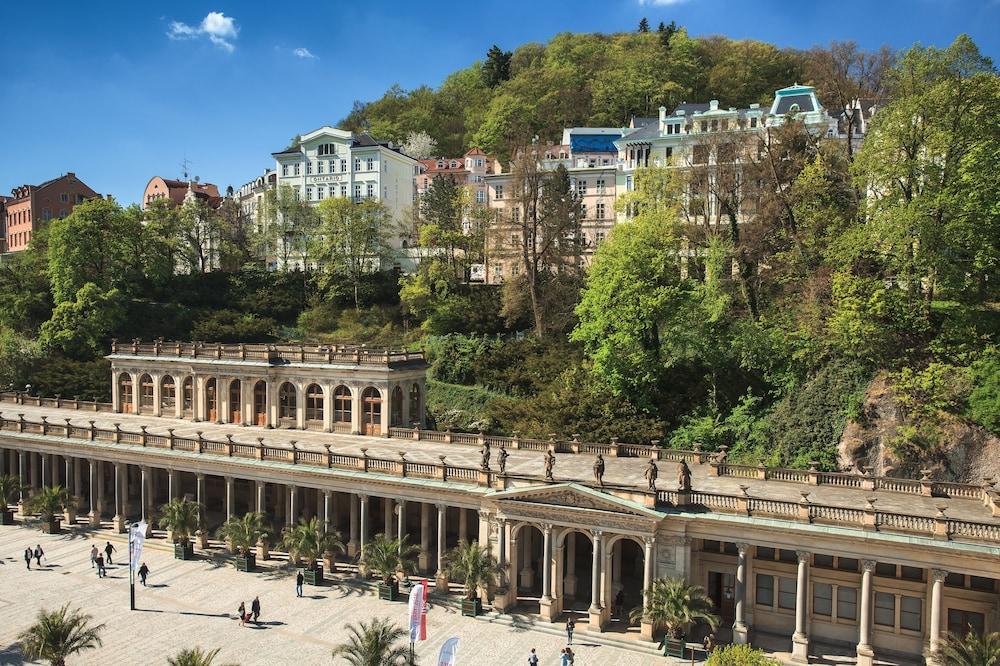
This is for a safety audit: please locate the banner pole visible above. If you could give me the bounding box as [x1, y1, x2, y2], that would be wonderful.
[129, 524, 135, 611]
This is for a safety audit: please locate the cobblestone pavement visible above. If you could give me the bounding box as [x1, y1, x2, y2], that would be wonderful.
[0, 526, 663, 666]
[4, 403, 997, 524]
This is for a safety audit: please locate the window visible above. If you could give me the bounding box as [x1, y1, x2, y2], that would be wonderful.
[317, 185, 325, 200]
[317, 161, 324, 174]
[750, 117, 758, 128]
[814, 554, 834, 569]
[778, 549, 798, 564]
[305, 384, 323, 421]
[757, 547, 776, 560]
[693, 144, 710, 164]
[306, 162, 313, 175]
[60, 193, 69, 202]
[813, 583, 832, 616]
[292, 186, 300, 201]
[875, 562, 897, 578]
[476, 190, 485, 204]
[778, 577, 797, 610]
[333, 386, 351, 423]
[340, 185, 348, 198]
[495, 185, 504, 200]
[596, 203, 605, 219]
[76, 194, 85, 203]
[422, 178, 429, 189]
[366, 183, 374, 198]
[353, 184, 362, 199]
[305, 186, 313, 201]
[282, 164, 289, 176]
[874, 592, 895, 627]
[580, 203, 587, 219]
[901, 566, 924, 582]
[946, 573, 965, 588]
[837, 558, 859, 573]
[511, 208, 520, 224]
[511, 263, 520, 276]
[366, 158, 374, 171]
[354, 158, 361, 171]
[837, 587, 857, 620]
[576, 180, 587, 196]
[595, 231, 605, 244]
[318, 143, 337, 156]
[900, 596, 922, 632]
[970, 576, 995, 592]
[596, 179, 606, 194]
[755, 574, 774, 607]
[293, 162, 301, 176]
[948, 610, 985, 638]
[341, 159, 347, 172]
[700, 121, 708, 132]
[510, 233, 518, 247]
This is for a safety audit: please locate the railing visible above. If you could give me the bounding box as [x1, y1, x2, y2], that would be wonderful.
[108, 340, 426, 368]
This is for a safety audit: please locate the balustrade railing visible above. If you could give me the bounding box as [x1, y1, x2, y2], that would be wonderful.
[105, 340, 426, 368]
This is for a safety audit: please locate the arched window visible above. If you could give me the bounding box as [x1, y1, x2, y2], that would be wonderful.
[391, 386, 403, 427]
[161, 376, 176, 411]
[182, 377, 193, 416]
[305, 384, 324, 422]
[361, 387, 382, 436]
[333, 385, 352, 423]
[279, 382, 297, 419]
[139, 374, 154, 408]
[229, 379, 242, 424]
[409, 384, 420, 426]
[118, 373, 133, 413]
[205, 378, 218, 421]
[253, 381, 267, 425]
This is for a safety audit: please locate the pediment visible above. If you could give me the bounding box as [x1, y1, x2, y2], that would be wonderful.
[489, 483, 662, 520]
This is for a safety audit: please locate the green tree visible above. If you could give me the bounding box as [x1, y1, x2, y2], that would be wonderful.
[444, 539, 503, 600]
[158, 498, 203, 546]
[216, 511, 272, 556]
[631, 577, 720, 638]
[330, 617, 409, 666]
[18, 604, 105, 666]
[361, 533, 420, 584]
[258, 185, 320, 271]
[638, 17, 649, 33]
[934, 630, 1000, 666]
[311, 198, 393, 309]
[38, 284, 125, 360]
[706, 645, 779, 665]
[482, 45, 512, 88]
[0, 474, 24, 512]
[968, 348, 1000, 434]
[280, 517, 345, 568]
[167, 646, 235, 666]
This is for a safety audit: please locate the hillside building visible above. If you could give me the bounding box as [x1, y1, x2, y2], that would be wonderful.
[2, 172, 99, 254]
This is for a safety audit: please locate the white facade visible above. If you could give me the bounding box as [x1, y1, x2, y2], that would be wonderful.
[234, 169, 277, 270]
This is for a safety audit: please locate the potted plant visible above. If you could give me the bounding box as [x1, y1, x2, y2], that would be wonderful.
[280, 517, 345, 585]
[26, 485, 73, 534]
[216, 512, 271, 572]
[17, 603, 106, 665]
[0, 474, 23, 525]
[331, 618, 409, 664]
[158, 498, 202, 560]
[445, 540, 502, 617]
[629, 577, 720, 657]
[362, 533, 420, 602]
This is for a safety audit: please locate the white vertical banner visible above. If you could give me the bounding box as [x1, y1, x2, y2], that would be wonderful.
[408, 582, 426, 642]
[130, 520, 147, 571]
[437, 636, 459, 666]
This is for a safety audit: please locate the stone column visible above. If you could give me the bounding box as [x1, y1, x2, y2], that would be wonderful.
[565, 532, 577, 597]
[288, 485, 298, 527]
[96, 461, 106, 516]
[168, 469, 178, 501]
[359, 494, 369, 563]
[113, 463, 125, 532]
[140, 466, 152, 536]
[52, 455, 61, 487]
[323, 386, 333, 433]
[29, 452, 38, 492]
[41, 453, 48, 488]
[379, 387, 391, 436]
[396, 500, 406, 548]
[791, 550, 810, 663]
[17, 451, 26, 506]
[62, 457, 76, 523]
[384, 497, 394, 537]
[88, 460, 100, 525]
[225, 477, 234, 521]
[350, 386, 361, 435]
[459, 507, 468, 544]
[734, 543, 750, 644]
[323, 490, 332, 533]
[348, 493, 360, 558]
[419, 502, 430, 572]
[73, 458, 82, 505]
[588, 531, 603, 628]
[152, 376, 162, 417]
[256, 480, 265, 514]
[435, 503, 448, 591]
[295, 384, 306, 430]
[856, 560, 876, 666]
[642, 537, 655, 605]
[929, 569, 948, 659]
[540, 524, 555, 619]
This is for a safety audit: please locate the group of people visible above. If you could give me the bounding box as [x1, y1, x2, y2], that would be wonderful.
[89, 541, 118, 578]
[237, 597, 262, 626]
[22, 544, 44, 569]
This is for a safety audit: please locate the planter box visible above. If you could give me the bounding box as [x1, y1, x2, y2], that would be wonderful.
[377, 580, 400, 601]
[0, 508, 15, 525]
[301, 564, 323, 586]
[663, 638, 686, 659]
[173, 542, 195, 560]
[461, 598, 482, 617]
[235, 553, 256, 572]
[41, 517, 61, 534]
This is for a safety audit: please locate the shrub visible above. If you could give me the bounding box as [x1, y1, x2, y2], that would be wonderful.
[968, 348, 1000, 434]
[706, 645, 779, 665]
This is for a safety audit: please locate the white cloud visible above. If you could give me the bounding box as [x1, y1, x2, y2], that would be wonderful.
[166, 11, 239, 52]
[293, 47, 317, 59]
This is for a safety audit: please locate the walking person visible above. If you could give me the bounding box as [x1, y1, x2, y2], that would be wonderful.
[560, 648, 570, 666]
[89, 545, 99, 568]
[528, 648, 539, 665]
[96, 553, 105, 578]
[33, 544, 44, 567]
[23, 547, 32, 570]
[251, 596, 261, 624]
[296, 571, 304, 597]
[238, 601, 247, 627]
[104, 541, 116, 565]
[566, 647, 575, 664]
[138, 562, 150, 587]
[566, 616, 575, 645]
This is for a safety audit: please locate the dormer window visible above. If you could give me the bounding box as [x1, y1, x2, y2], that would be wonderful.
[450, 161, 458, 168]
[436, 161, 444, 168]
[317, 143, 338, 156]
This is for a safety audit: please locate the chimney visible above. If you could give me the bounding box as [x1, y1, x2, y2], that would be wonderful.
[709, 100, 719, 111]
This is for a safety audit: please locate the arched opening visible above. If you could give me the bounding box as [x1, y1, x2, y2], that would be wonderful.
[512, 524, 546, 613]
[559, 530, 595, 615]
[409, 383, 421, 426]
[139, 374, 154, 411]
[253, 381, 267, 426]
[278, 382, 297, 425]
[333, 385, 352, 425]
[118, 373, 133, 413]
[305, 383, 324, 426]
[390, 386, 403, 427]
[361, 387, 382, 436]
[229, 379, 241, 424]
[161, 376, 176, 413]
[205, 378, 218, 422]
[182, 377, 194, 417]
[607, 536, 645, 630]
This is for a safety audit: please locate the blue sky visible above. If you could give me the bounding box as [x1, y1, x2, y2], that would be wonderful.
[1, 1, 997, 205]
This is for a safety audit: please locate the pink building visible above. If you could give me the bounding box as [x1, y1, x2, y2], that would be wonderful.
[3, 172, 99, 254]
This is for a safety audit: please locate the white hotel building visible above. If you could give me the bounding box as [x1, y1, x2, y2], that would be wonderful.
[271, 127, 421, 270]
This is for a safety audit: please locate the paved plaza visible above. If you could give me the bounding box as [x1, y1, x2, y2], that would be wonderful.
[0, 525, 661, 666]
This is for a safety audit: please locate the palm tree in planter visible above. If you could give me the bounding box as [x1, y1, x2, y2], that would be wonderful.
[331, 617, 409, 666]
[363, 533, 420, 602]
[18, 604, 105, 666]
[168, 646, 237, 666]
[0, 474, 24, 525]
[158, 498, 203, 560]
[26, 485, 74, 534]
[630, 577, 719, 656]
[216, 511, 271, 572]
[935, 629, 1000, 665]
[445, 540, 503, 616]
[280, 516, 344, 585]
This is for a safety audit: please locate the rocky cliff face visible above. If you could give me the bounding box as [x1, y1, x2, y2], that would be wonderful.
[838, 373, 1000, 483]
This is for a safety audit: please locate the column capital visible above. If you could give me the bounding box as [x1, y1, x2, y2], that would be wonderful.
[736, 542, 751, 556]
[644, 536, 656, 548]
[224, 475, 234, 483]
[323, 489, 332, 498]
[931, 568, 949, 583]
[542, 523, 552, 535]
[861, 559, 877, 573]
[795, 550, 811, 563]
[358, 493, 369, 502]
[435, 502, 447, 511]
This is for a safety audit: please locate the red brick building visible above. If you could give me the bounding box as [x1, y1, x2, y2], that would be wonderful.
[142, 176, 222, 210]
[2, 172, 99, 254]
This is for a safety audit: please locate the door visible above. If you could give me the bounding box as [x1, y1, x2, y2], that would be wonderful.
[253, 382, 267, 426]
[708, 571, 736, 625]
[206, 379, 217, 422]
[229, 380, 241, 424]
[362, 388, 381, 436]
